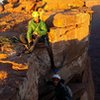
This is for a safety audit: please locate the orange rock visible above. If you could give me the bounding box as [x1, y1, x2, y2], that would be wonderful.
[12, 63, 28, 70]
[53, 13, 76, 27]
[0, 60, 28, 71]
[41, 9, 91, 28]
[53, 12, 90, 27]
[7, 0, 19, 4]
[43, 0, 70, 10]
[1, 44, 15, 54]
[0, 71, 8, 80]
[0, 54, 8, 60]
[48, 23, 89, 43]
[72, 0, 84, 7]
[0, 3, 4, 12]
[75, 23, 89, 41]
[13, 6, 24, 12]
[43, 0, 84, 10]
[13, 1, 35, 12]
[48, 27, 76, 43]
[4, 3, 13, 11]
[25, 1, 35, 12]
[85, 0, 100, 7]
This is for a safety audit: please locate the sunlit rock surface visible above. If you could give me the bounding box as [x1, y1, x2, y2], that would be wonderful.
[43, 0, 84, 10]
[85, 0, 100, 7]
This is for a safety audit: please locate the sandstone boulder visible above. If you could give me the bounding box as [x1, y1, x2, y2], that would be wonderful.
[3, 0, 35, 12]
[48, 23, 90, 43]
[43, 0, 84, 10]
[53, 12, 90, 27]
[85, 0, 100, 7]
[48, 9, 90, 68]
[41, 8, 91, 28]
[4, 3, 13, 11]
[13, 1, 35, 12]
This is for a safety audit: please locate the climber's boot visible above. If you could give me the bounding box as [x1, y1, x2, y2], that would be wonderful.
[25, 45, 35, 54]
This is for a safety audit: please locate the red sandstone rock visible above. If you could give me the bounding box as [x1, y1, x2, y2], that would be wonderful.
[53, 12, 90, 28]
[43, 0, 84, 10]
[85, 0, 100, 7]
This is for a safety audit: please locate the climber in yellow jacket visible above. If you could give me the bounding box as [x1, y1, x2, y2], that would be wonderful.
[20, 11, 48, 53]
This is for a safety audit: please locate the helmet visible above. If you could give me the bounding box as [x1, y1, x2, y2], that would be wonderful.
[52, 74, 61, 80]
[32, 11, 40, 18]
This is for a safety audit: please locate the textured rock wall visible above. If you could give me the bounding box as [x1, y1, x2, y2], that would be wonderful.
[45, 8, 91, 68]
[17, 6, 93, 100]
[43, 0, 84, 10]
[0, 0, 95, 100]
[17, 48, 51, 100]
[10, 0, 94, 100]
[2, 0, 36, 12]
[85, 0, 100, 7]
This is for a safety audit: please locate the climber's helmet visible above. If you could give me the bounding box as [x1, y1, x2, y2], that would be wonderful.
[52, 74, 61, 80]
[52, 74, 61, 86]
[32, 11, 40, 23]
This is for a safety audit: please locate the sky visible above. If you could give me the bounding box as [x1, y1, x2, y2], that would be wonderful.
[0, 0, 3, 3]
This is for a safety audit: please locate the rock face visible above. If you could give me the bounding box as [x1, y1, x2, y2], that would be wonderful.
[43, 0, 84, 10]
[2, 0, 43, 12]
[17, 6, 93, 100]
[0, 36, 29, 100]
[0, 0, 94, 100]
[2, 0, 34, 12]
[53, 11, 90, 28]
[85, 0, 100, 7]
[18, 48, 51, 100]
[46, 8, 91, 68]
[0, 12, 31, 33]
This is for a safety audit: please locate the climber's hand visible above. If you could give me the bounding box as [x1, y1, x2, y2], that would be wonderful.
[28, 42, 33, 48]
[28, 39, 32, 44]
[34, 32, 39, 36]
